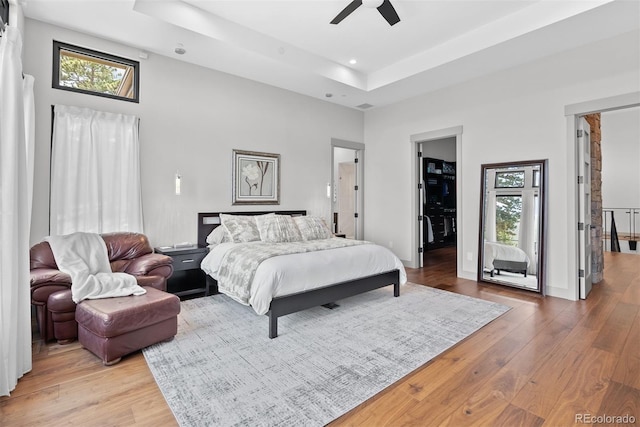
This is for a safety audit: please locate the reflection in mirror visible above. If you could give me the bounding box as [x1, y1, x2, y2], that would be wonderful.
[478, 160, 547, 293]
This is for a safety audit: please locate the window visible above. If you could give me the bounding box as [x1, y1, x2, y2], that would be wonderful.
[495, 195, 522, 246]
[52, 41, 139, 103]
[495, 171, 525, 188]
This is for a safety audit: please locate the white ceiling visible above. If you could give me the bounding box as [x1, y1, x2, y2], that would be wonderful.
[21, 0, 640, 110]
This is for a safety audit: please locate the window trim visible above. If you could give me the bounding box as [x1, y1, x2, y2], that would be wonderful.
[52, 40, 140, 103]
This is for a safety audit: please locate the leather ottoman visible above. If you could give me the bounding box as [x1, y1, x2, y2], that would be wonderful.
[75, 287, 180, 365]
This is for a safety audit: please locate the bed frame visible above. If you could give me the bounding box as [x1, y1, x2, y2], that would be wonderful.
[197, 211, 400, 338]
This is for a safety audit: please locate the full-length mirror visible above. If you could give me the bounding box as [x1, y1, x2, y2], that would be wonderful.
[478, 160, 547, 293]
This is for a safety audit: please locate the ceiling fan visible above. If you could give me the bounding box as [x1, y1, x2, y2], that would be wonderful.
[330, 0, 400, 26]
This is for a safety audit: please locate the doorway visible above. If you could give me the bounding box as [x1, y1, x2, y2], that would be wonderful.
[565, 92, 640, 300]
[337, 161, 356, 238]
[583, 107, 640, 299]
[420, 138, 457, 267]
[410, 125, 463, 272]
[331, 139, 364, 239]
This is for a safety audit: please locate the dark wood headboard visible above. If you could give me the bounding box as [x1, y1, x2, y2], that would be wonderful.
[197, 210, 307, 247]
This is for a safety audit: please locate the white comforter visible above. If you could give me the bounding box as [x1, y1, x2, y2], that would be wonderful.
[201, 240, 407, 315]
[483, 241, 530, 270]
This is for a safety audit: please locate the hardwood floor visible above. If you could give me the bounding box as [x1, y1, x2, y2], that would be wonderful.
[2, 248, 638, 426]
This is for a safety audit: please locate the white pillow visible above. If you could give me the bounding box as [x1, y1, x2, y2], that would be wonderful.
[220, 214, 261, 243]
[205, 226, 230, 245]
[293, 216, 332, 240]
[255, 214, 303, 243]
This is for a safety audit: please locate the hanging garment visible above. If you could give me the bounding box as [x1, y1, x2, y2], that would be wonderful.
[426, 216, 434, 243]
[443, 217, 451, 237]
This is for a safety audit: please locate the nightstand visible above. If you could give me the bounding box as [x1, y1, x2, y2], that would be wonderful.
[154, 245, 209, 299]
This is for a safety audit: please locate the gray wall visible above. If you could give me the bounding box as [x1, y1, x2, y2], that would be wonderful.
[23, 19, 363, 247]
[362, 30, 640, 299]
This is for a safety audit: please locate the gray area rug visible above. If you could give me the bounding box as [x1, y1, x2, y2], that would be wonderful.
[143, 283, 510, 427]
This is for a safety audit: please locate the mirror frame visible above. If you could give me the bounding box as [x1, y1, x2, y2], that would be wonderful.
[477, 159, 548, 294]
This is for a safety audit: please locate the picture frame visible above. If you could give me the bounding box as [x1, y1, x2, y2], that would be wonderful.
[232, 149, 280, 205]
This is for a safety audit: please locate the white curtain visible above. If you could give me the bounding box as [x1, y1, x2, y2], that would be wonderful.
[484, 170, 497, 242]
[50, 105, 143, 235]
[519, 189, 537, 275]
[0, 26, 33, 397]
[24, 74, 35, 220]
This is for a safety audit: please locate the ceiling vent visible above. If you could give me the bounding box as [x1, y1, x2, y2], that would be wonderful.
[356, 103, 374, 109]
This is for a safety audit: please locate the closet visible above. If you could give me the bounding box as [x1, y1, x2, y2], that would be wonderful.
[424, 157, 456, 250]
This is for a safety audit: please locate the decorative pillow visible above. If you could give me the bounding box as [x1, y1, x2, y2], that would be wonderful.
[255, 214, 303, 243]
[293, 216, 332, 240]
[205, 226, 230, 246]
[220, 214, 262, 243]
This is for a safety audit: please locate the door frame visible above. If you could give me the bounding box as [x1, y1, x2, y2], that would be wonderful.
[337, 161, 357, 238]
[409, 126, 463, 274]
[331, 138, 364, 240]
[564, 92, 640, 300]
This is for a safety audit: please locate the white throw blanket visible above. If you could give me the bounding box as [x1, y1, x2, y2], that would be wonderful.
[46, 232, 146, 303]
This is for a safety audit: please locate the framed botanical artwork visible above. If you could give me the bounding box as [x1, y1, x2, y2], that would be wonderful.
[232, 149, 280, 205]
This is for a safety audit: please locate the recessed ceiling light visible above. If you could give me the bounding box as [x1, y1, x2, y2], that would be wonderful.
[174, 43, 186, 55]
[349, 59, 357, 65]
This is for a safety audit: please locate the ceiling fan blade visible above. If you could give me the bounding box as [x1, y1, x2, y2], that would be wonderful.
[377, 0, 400, 26]
[330, 0, 363, 25]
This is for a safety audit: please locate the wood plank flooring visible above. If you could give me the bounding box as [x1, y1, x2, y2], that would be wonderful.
[1, 248, 638, 426]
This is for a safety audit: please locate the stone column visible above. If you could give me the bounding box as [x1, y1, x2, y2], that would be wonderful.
[585, 114, 603, 283]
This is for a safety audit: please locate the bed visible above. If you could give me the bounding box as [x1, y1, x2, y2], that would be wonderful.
[197, 211, 406, 338]
[483, 241, 530, 277]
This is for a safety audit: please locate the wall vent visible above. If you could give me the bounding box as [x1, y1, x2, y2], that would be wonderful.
[356, 103, 374, 109]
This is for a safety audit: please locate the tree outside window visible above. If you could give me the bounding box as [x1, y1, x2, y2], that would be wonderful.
[493, 170, 525, 246]
[496, 195, 522, 246]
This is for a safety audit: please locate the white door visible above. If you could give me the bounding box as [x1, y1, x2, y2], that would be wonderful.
[578, 117, 592, 299]
[418, 145, 425, 268]
[338, 161, 356, 238]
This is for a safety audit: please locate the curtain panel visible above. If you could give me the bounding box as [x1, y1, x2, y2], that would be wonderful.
[518, 189, 538, 275]
[484, 170, 497, 242]
[50, 105, 144, 235]
[0, 25, 33, 397]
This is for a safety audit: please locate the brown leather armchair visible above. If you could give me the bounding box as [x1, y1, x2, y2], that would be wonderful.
[30, 232, 174, 343]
